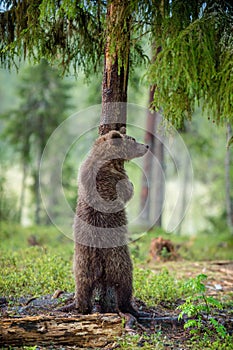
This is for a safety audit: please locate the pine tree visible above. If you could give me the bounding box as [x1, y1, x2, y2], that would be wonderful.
[1, 59, 71, 223]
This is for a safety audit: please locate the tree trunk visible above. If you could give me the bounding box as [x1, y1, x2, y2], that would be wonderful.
[153, 111, 165, 227]
[0, 314, 122, 347]
[139, 45, 164, 227]
[34, 152, 41, 225]
[18, 161, 27, 223]
[225, 123, 233, 230]
[99, 0, 130, 135]
[140, 86, 156, 222]
[139, 89, 165, 228]
[176, 152, 190, 234]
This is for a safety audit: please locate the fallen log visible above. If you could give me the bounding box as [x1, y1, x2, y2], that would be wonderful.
[0, 313, 122, 347]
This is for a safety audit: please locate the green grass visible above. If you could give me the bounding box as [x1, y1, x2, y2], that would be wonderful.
[0, 247, 74, 297]
[117, 333, 164, 350]
[1, 222, 232, 299]
[133, 267, 191, 306]
[0, 222, 74, 297]
[0, 222, 232, 349]
[0, 221, 74, 252]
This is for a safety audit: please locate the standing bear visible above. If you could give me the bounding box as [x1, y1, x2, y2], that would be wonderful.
[73, 129, 148, 316]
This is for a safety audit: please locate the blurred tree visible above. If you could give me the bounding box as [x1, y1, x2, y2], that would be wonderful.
[140, 86, 165, 228]
[1, 59, 71, 224]
[140, 44, 165, 228]
[225, 123, 233, 230]
[140, 86, 156, 222]
[0, 139, 19, 223]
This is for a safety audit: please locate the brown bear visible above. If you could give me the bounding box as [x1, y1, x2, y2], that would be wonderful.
[73, 129, 148, 316]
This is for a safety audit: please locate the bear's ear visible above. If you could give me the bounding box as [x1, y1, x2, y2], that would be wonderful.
[95, 135, 106, 145]
[119, 126, 126, 134]
[111, 131, 122, 139]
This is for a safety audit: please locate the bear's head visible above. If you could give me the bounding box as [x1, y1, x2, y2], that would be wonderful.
[94, 129, 149, 161]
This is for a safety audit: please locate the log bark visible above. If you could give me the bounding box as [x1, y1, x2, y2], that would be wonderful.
[0, 313, 122, 347]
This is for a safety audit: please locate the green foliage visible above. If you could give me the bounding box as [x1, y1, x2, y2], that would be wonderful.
[178, 274, 228, 340]
[0, 224, 74, 297]
[1, 0, 233, 126]
[133, 267, 190, 306]
[0, 247, 74, 297]
[0, 0, 147, 75]
[117, 333, 164, 350]
[149, 2, 233, 126]
[189, 335, 233, 350]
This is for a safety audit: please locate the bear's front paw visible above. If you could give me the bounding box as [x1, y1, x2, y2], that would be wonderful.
[116, 180, 134, 203]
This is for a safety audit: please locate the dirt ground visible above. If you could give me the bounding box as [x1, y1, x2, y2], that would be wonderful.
[149, 260, 233, 296]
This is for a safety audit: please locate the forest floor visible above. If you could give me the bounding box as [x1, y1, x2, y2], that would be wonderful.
[1, 260, 232, 350]
[0, 224, 233, 349]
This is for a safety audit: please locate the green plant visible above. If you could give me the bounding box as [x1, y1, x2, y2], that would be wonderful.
[117, 333, 164, 349]
[133, 267, 191, 306]
[160, 246, 171, 260]
[0, 247, 74, 298]
[188, 335, 233, 350]
[178, 274, 227, 340]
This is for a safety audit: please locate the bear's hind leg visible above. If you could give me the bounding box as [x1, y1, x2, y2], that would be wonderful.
[116, 285, 139, 318]
[75, 283, 93, 314]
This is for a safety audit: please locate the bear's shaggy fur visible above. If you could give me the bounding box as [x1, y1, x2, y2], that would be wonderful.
[73, 130, 148, 315]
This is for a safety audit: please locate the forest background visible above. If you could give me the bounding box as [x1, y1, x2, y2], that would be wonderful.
[0, 62, 232, 237]
[0, 1, 233, 348]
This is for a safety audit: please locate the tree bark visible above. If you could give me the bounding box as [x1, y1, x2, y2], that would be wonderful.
[139, 88, 165, 228]
[0, 314, 122, 347]
[225, 123, 233, 230]
[140, 86, 156, 222]
[99, 0, 130, 135]
[153, 111, 165, 227]
[139, 45, 164, 227]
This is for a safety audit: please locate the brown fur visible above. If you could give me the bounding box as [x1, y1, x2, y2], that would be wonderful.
[73, 130, 148, 315]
